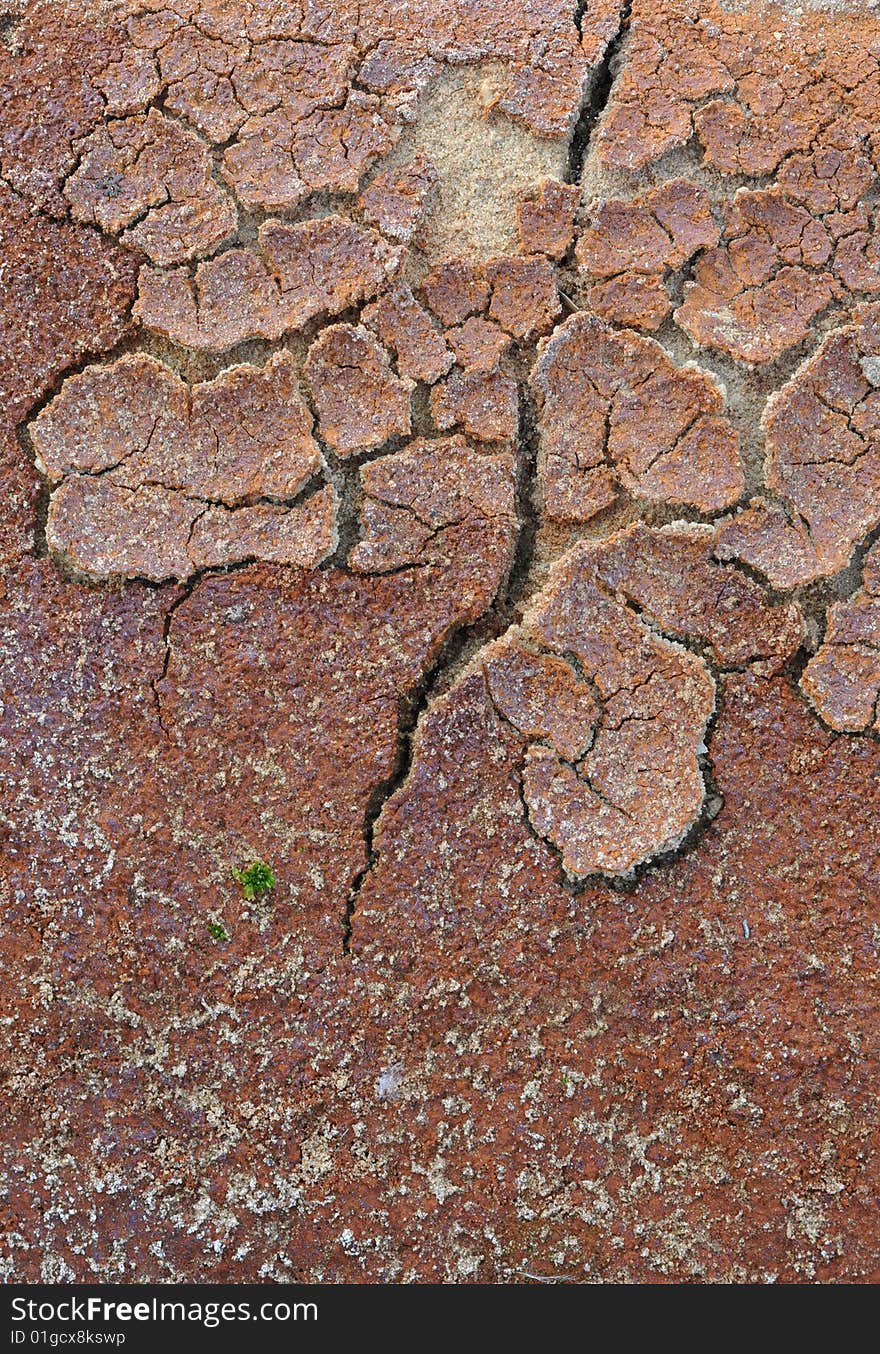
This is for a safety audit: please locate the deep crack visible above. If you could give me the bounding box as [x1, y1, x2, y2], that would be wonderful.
[566, 2, 632, 185]
[343, 9, 649, 946]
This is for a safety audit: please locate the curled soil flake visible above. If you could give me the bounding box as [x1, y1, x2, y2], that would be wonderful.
[350, 435, 517, 616]
[481, 521, 798, 878]
[532, 312, 744, 522]
[304, 324, 413, 456]
[517, 177, 581, 260]
[431, 367, 519, 446]
[65, 109, 237, 266]
[360, 155, 439, 243]
[675, 189, 836, 366]
[32, 350, 331, 581]
[715, 305, 880, 586]
[135, 216, 401, 351]
[362, 283, 453, 384]
[577, 179, 719, 332]
[801, 541, 880, 733]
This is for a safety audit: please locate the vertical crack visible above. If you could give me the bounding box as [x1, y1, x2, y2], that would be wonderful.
[502, 379, 542, 616]
[566, 2, 632, 185]
[150, 578, 198, 739]
[342, 609, 506, 954]
[342, 9, 635, 951]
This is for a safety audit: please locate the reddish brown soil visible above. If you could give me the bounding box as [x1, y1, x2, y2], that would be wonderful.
[2, 0, 879, 1283]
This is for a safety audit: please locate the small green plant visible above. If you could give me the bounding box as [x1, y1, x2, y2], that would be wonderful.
[232, 859, 276, 899]
[206, 919, 229, 942]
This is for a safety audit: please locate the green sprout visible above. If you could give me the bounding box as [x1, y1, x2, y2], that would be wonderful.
[206, 919, 229, 942]
[232, 859, 276, 900]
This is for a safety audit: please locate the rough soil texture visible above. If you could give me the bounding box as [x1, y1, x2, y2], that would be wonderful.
[2, 0, 880, 1284]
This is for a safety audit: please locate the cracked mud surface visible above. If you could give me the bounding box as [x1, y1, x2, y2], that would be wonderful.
[2, 0, 880, 1284]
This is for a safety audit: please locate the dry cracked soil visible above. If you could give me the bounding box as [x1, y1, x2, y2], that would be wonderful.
[1, 0, 880, 1284]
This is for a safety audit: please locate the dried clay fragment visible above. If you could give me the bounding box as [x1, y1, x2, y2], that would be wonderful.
[801, 541, 880, 733]
[46, 478, 336, 583]
[481, 521, 798, 878]
[360, 155, 438, 243]
[593, 522, 803, 674]
[675, 189, 835, 365]
[532, 312, 744, 522]
[490, 7, 603, 139]
[152, 17, 251, 143]
[692, 51, 880, 181]
[224, 90, 398, 202]
[716, 305, 880, 586]
[576, 179, 719, 331]
[431, 368, 519, 446]
[486, 255, 560, 340]
[32, 351, 322, 501]
[484, 529, 713, 877]
[446, 318, 511, 373]
[65, 109, 237, 266]
[597, 7, 734, 172]
[135, 215, 400, 351]
[421, 259, 490, 328]
[779, 129, 880, 298]
[594, 3, 873, 178]
[362, 283, 453, 384]
[517, 178, 581, 260]
[93, 44, 162, 118]
[31, 351, 334, 582]
[358, 0, 603, 141]
[209, 38, 354, 208]
[304, 324, 412, 456]
[350, 435, 517, 618]
[189, 487, 338, 572]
